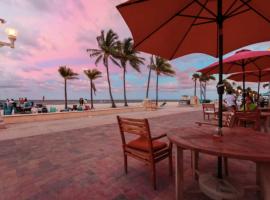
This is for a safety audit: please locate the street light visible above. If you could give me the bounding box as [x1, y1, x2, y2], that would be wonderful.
[0, 18, 17, 129]
[0, 18, 17, 48]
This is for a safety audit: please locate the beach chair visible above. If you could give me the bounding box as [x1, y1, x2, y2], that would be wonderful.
[49, 107, 57, 113]
[117, 116, 172, 190]
[202, 103, 217, 120]
[3, 103, 12, 115]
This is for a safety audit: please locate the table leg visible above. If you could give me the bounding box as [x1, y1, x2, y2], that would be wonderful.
[258, 162, 270, 200]
[176, 146, 184, 200]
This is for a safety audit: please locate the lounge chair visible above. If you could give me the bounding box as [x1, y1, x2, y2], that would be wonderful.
[117, 116, 172, 190]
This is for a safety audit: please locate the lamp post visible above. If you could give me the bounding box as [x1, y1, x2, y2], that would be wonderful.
[0, 18, 17, 129]
[0, 19, 17, 48]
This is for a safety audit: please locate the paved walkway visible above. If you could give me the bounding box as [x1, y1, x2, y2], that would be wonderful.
[0, 110, 258, 200]
[0, 106, 199, 141]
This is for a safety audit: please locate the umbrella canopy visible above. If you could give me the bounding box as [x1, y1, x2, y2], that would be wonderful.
[117, 0, 270, 180]
[227, 69, 270, 97]
[117, 1, 270, 59]
[227, 69, 270, 83]
[198, 50, 270, 75]
[198, 50, 270, 109]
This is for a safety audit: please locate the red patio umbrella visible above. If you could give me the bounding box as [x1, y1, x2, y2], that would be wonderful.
[198, 50, 270, 109]
[117, 0, 270, 180]
[227, 68, 270, 97]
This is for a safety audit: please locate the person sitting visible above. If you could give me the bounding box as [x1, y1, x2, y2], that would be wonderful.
[224, 90, 236, 111]
[240, 94, 257, 111]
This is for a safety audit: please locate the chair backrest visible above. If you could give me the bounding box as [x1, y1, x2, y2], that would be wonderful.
[117, 116, 151, 145]
[234, 110, 260, 130]
[223, 112, 237, 128]
[202, 103, 215, 112]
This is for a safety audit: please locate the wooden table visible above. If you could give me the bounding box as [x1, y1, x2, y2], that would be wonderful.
[168, 126, 270, 200]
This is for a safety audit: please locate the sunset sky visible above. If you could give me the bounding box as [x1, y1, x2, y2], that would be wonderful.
[0, 0, 270, 100]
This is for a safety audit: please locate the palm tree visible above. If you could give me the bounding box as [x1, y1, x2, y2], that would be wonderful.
[87, 29, 119, 108]
[151, 56, 175, 106]
[84, 69, 102, 109]
[116, 38, 144, 106]
[58, 66, 78, 110]
[199, 74, 216, 100]
[192, 73, 200, 96]
[146, 55, 154, 99]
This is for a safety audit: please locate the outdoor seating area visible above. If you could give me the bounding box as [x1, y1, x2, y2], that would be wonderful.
[0, 111, 263, 200]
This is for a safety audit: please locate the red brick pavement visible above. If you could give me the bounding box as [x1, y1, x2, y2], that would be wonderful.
[0, 111, 258, 200]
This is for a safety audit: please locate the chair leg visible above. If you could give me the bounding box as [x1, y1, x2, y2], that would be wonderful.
[192, 151, 199, 181]
[223, 157, 229, 176]
[124, 154, 128, 174]
[151, 163, 157, 190]
[169, 151, 173, 176]
[256, 163, 262, 199]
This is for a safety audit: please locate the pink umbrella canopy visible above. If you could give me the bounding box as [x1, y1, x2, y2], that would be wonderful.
[198, 50, 270, 75]
[227, 69, 270, 97]
[227, 69, 270, 82]
[198, 50, 270, 109]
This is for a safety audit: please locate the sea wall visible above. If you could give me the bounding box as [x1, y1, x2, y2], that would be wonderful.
[3, 106, 145, 124]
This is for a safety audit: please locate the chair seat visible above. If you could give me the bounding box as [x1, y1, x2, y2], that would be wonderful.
[127, 137, 167, 152]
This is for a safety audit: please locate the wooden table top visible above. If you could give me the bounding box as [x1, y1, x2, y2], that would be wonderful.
[168, 126, 270, 162]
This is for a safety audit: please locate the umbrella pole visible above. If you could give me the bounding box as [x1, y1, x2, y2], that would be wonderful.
[217, 0, 224, 179]
[257, 72, 261, 104]
[242, 65, 246, 111]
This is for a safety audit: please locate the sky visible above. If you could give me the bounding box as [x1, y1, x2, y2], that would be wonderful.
[0, 0, 270, 101]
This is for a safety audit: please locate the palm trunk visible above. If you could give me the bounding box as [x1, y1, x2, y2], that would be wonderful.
[204, 82, 207, 100]
[90, 80, 94, 109]
[194, 79, 197, 96]
[64, 79, 67, 110]
[156, 73, 159, 106]
[199, 81, 202, 101]
[105, 65, 116, 108]
[146, 68, 152, 99]
[123, 67, 128, 106]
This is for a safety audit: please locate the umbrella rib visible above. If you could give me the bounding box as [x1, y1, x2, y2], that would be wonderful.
[169, 0, 210, 60]
[240, 0, 270, 23]
[133, 0, 196, 49]
[225, 8, 251, 19]
[177, 14, 214, 20]
[193, 20, 216, 26]
[224, 0, 238, 16]
[252, 61, 263, 71]
[193, 0, 216, 18]
[116, 0, 148, 9]
[225, 0, 252, 17]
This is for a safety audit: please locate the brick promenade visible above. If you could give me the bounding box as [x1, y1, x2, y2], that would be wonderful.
[0, 111, 257, 200]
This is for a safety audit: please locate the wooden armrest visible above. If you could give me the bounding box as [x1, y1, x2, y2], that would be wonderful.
[152, 134, 167, 141]
[195, 121, 218, 127]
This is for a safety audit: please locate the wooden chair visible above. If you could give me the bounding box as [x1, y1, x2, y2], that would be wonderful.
[117, 116, 172, 190]
[202, 103, 217, 120]
[234, 110, 261, 131]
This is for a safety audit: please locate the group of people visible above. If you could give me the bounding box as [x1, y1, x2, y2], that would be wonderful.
[79, 98, 88, 106]
[224, 90, 261, 111]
